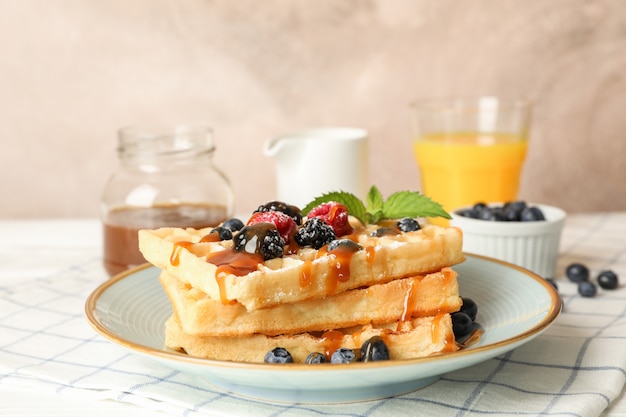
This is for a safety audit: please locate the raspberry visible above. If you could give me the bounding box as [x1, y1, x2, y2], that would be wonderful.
[294, 218, 336, 249]
[307, 202, 353, 237]
[247, 211, 297, 244]
[254, 201, 303, 225]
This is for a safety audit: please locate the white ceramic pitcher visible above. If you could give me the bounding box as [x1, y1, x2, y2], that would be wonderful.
[263, 127, 369, 209]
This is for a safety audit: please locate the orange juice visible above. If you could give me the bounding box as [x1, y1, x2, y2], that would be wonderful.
[413, 132, 528, 216]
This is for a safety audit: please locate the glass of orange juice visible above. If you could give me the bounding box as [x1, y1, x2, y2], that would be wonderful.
[410, 97, 532, 222]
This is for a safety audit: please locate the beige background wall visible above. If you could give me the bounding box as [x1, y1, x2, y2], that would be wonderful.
[1, 0, 625, 218]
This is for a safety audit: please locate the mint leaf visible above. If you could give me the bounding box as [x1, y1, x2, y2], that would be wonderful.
[301, 191, 368, 225]
[366, 186, 385, 224]
[383, 191, 451, 219]
[301, 185, 450, 225]
[366, 186, 384, 213]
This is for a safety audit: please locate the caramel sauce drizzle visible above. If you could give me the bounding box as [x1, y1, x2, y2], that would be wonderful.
[431, 313, 457, 353]
[397, 277, 420, 331]
[321, 330, 344, 360]
[170, 241, 196, 266]
[299, 260, 313, 289]
[204, 249, 264, 305]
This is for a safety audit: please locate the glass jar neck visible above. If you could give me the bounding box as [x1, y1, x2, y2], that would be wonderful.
[117, 124, 215, 163]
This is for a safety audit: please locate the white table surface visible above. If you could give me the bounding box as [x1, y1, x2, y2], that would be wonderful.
[1, 217, 626, 416]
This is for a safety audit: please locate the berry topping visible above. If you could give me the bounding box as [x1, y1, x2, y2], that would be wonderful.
[397, 217, 421, 232]
[451, 311, 473, 338]
[294, 218, 336, 249]
[254, 200, 303, 225]
[305, 352, 327, 364]
[264, 347, 293, 364]
[566, 263, 589, 283]
[247, 210, 297, 244]
[459, 297, 478, 322]
[222, 217, 245, 232]
[208, 226, 232, 241]
[330, 348, 357, 364]
[327, 238, 361, 253]
[233, 223, 284, 260]
[360, 336, 390, 362]
[457, 201, 546, 222]
[578, 281, 597, 298]
[307, 202, 353, 237]
[597, 270, 619, 290]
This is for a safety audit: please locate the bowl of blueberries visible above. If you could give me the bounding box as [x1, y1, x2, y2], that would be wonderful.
[450, 201, 566, 279]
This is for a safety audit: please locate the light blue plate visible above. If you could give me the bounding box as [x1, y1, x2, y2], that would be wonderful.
[85, 254, 561, 404]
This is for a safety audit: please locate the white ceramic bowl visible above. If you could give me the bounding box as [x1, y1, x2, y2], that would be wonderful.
[449, 203, 567, 279]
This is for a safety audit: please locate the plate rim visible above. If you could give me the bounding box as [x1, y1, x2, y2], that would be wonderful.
[84, 253, 562, 372]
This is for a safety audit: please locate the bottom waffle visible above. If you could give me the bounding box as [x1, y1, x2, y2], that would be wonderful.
[164, 312, 457, 363]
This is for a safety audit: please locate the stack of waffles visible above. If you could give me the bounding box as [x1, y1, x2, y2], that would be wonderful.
[138, 207, 465, 363]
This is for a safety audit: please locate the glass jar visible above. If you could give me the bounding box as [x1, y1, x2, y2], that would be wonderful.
[101, 124, 235, 277]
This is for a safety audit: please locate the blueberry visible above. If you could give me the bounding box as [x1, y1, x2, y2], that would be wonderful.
[294, 218, 336, 249]
[397, 218, 421, 232]
[545, 278, 558, 290]
[578, 281, 597, 297]
[451, 311, 473, 338]
[305, 352, 327, 364]
[330, 348, 357, 364]
[597, 270, 619, 290]
[566, 263, 589, 283]
[370, 227, 400, 237]
[222, 217, 244, 232]
[360, 336, 390, 362]
[478, 207, 505, 221]
[520, 206, 546, 221]
[459, 297, 478, 322]
[327, 239, 361, 253]
[264, 347, 293, 364]
[209, 226, 232, 241]
[234, 224, 284, 260]
[503, 201, 527, 221]
[457, 208, 479, 219]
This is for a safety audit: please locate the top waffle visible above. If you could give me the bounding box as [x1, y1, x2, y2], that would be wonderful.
[138, 206, 464, 311]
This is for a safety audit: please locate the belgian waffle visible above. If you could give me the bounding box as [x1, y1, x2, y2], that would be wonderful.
[164, 312, 457, 363]
[159, 267, 462, 337]
[139, 224, 464, 311]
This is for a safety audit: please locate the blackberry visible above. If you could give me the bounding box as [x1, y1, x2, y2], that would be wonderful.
[305, 352, 327, 364]
[264, 347, 293, 364]
[254, 201, 303, 225]
[222, 217, 244, 232]
[360, 336, 390, 362]
[397, 217, 420, 232]
[294, 218, 336, 249]
[234, 223, 284, 260]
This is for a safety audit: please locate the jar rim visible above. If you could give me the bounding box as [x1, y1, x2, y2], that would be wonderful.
[117, 124, 215, 156]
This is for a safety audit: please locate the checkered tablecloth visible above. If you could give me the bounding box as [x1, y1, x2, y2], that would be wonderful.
[1, 215, 626, 416]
